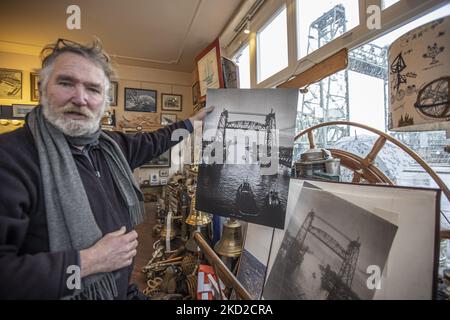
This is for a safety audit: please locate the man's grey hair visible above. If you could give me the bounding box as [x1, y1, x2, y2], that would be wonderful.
[38, 38, 116, 105]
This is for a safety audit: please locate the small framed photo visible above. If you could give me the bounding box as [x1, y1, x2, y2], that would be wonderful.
[150, 173, 159, 186]
[159, 169, 169, 177]
[0, 68, 22, 99]
[161, 93, 182, 111]
[101, 109, 116, 127]
[160, 178, 168, 185]
[195, 38, 224, 101]
[124, 88, 157, 113]
[109, 81, 118, 106]
[192, 81, 200, 105]
[12, 104, 36, 118]
[30, 72, 40, 102]
[161, 113, 177, 125]
[142, 149, 171, 168]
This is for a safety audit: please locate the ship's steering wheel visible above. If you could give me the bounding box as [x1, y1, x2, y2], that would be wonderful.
[295, 120, 450, 239]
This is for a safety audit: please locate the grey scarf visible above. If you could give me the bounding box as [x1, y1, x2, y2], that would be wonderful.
[27, 106, 144, 300]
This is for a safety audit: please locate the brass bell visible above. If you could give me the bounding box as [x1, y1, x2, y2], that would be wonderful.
[214, 219, 243, 258]
[185, 195, 211, 226]
[160, 210, 177, 240]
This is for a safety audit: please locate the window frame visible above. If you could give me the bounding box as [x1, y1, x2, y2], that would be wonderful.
[224, 0, 448, 89]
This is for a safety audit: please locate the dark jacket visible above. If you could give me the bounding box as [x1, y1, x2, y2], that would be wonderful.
[0, 120, 192, 299]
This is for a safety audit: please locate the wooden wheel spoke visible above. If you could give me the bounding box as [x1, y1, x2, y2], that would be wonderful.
[352, 170, 363, 183]
[307, 131, 316, 149]
[364, 136, 386, 166]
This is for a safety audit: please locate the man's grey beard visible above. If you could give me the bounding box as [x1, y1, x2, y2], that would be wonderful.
[41, 95, 106, 137]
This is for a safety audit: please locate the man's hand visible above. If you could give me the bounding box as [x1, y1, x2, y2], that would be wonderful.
[189, 106, 214, 124]
[79, 227, 138, 278]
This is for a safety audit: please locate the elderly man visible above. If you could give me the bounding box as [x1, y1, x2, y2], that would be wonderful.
[0, 38, 212, 299]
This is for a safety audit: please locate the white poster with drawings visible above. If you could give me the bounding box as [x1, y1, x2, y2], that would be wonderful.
[389, 15, 450, 130]
[263, 178, 440, 300]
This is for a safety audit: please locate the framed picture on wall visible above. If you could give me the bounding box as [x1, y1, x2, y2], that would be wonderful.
[109, 81, 118, 106]
[161, 93, 182, 111]
[12, 104, 36, 118]
[161, 113, 177, 125]
[30, 72, 40, 102]
[192, 81, 200, 105]
[195, 38, 224, 101]
[142, 149, 171, 168]
[0, 68, 22, 100]
[124, 88, 157, 112]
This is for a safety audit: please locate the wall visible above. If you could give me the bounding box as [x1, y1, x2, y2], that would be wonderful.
[0, 50, 195, 183]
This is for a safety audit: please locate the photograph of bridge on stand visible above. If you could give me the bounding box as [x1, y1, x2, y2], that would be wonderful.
[196, 88, 298, 228]
[263, 181, 398, 300]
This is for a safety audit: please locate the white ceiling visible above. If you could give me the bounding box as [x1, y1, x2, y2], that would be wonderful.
[0, 0, 244, 72]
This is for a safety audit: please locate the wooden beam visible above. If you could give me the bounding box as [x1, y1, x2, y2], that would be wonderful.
[277, 48, 348, 89]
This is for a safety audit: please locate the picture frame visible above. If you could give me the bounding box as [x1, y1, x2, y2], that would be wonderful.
[192, 81, 200, 105]
[124, 88, 157, 113]
[12, 104, 36, 118]
[195, 38, 224, 101]
[142, 149, 171, 168]
[161, 93, 182, 111]
[262, 178, 440, 300]
[0, 68, 22, 100]
[101, 109, 116, 127]
[221, 57, 240, 89]
[109, 81, 118, 106]
[161, 113, 177, 125]
[150, 173, 159, 186]
[160, 178, 168, 185]
[30, 72, 40, 102]
[159, 169, 169, 177]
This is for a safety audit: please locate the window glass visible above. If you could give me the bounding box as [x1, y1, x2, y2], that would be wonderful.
[295, 4, 450, 221]
[257, 6, 288, 83]
[233, 44, 251, 88]
[296, 0, 360, 60]
[382, 0, 400, 10]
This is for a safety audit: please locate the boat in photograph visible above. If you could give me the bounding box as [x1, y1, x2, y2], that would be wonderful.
[267, 189, 281, 208]
[235, 179, 258, 216]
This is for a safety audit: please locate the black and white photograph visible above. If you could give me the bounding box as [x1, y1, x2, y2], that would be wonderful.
[0, 68, 22, 99]
[161, 93, 182, 111]
[124, 88, 157, 112]
[195, 88, 299, 229]
[236, 249, 267, 300]
[234, 221, 274, 300]
[263, 181, 398, 300]
[160, 113, 176, 125]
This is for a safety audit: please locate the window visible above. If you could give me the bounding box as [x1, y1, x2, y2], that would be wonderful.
[296, 0, 360, 60]
[257, 6, 288, 83]
[382, 0, 400, 10]
[295, 3, 450, 221]
[233, 44, 251, 88]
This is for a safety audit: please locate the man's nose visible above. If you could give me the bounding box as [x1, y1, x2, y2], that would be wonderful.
[71, 85, 88, 106]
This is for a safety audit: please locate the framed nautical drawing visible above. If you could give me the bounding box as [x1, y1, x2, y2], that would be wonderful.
[263, 178, 440, 300]
[0, 68, 22, 99]
[195, 38, 224, 101]
[124, 88, 157, 113]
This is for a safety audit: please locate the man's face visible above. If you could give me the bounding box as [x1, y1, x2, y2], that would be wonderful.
[41, 52, 108, 136]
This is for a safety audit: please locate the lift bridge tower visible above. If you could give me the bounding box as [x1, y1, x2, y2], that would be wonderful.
[298, 4, 388, 154]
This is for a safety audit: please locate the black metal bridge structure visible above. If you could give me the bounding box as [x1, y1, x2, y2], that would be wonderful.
[291, 210, 361, 300]
[205, 108, 288, 166]
[296, 4, 388, 156]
